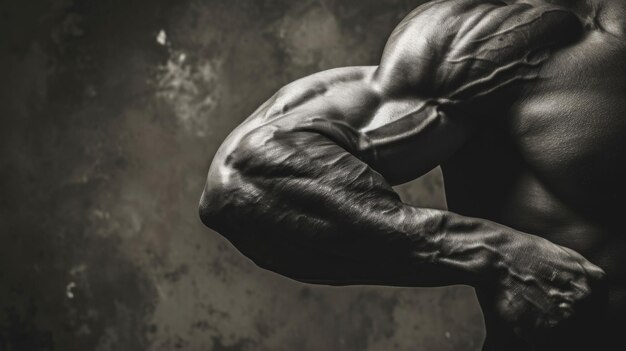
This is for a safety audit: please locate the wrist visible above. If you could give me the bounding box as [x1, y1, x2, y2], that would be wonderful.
[426, 213, 517, 287]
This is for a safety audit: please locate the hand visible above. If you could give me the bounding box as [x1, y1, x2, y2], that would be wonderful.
[484, 234, 607, 344]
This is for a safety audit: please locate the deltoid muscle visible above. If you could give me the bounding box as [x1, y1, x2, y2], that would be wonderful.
[200, 0, 585, 284]
[376, 0, 582, 102]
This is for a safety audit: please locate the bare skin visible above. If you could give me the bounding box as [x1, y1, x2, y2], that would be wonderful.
[199, 0, 626, 349]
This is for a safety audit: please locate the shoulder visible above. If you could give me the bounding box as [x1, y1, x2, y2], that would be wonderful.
[373, 0, 584, 102]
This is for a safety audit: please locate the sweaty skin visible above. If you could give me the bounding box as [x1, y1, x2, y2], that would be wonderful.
[200, 0, 626, 349]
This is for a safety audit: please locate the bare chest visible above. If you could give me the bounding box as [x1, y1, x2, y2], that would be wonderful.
[507, 32, 626, 214]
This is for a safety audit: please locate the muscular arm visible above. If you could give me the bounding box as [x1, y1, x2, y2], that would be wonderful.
[200, 0, 604, 340]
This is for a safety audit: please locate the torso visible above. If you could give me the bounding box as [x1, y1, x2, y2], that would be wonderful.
[443, 1, 626, 347]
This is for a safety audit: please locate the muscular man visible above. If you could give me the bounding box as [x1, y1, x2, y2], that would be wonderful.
[199, 0, 626, 349]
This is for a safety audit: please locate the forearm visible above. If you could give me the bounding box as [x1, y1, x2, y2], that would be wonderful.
[200, 124, 522, 287]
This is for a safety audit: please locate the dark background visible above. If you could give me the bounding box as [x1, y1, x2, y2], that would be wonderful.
[0, 0, 484, 350]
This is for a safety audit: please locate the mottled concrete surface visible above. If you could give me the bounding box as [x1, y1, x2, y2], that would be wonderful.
[0, 1, 484, 350]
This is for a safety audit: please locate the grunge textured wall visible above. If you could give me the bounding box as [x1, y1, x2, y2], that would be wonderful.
[0, 0, 484, 350]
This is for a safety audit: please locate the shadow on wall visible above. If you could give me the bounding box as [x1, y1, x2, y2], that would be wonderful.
[0, 0, 484, 350]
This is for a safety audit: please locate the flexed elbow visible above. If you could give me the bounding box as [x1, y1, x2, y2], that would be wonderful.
[198, 120, 351, 279]
[198, 123, 272, 239]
